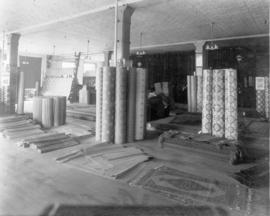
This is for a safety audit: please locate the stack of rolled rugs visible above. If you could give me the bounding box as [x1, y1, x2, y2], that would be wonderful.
[66, 103, 96, 121]
[187, 75, 203, 113]
[256, 76, 269, 119]
[201, 69, 238, 140]
[96, 62, 148, 144]
[17, 132, 79, 153]
[0, 115, 45, 140]
[32, 96, 66, 128]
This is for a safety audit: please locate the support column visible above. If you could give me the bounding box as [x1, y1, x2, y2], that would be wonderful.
[6, 33, 20, 113]
[194, 41, 204, 113]
[114, 5, 134, 64]
[104, 51, 112, 66]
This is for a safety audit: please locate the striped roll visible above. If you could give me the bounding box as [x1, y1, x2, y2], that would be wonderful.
[17, 71, 24, 114]
[101, 66, 116, 142]
[202, 69, 213, 134]
[135, 68, 148, 140]
[127, 68, 137, 142]
[264, 77, 269, 119]
[212, 69, 225, 137]
[225, 68, 238, 140]
[95, 66, 103, 141]
[196, 75, 203, 112]
[41, 97, 54, 128]
[256, 90, 265, 116]
[115, 63, 128, 144]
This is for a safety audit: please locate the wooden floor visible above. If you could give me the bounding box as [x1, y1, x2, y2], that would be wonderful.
[0, 121, 269, 216]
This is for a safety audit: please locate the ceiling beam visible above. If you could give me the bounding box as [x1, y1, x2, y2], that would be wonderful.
[7, 0, 144, 34]
[131, 33, 269, 51]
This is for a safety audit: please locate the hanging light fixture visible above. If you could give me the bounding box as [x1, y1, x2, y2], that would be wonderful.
[205, 22, 218, 50]
[85, 40, 91, 60]
[136, 32, 146, 56]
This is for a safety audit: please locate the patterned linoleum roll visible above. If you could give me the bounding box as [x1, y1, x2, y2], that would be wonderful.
[196, 75, 203, 112]
[256, 90, 265, 116]
[225, 69, 238, 140]
[115, 64, 128, 144]
[4, 86, 10, 113]
[264, 77, 269, 119]
[42, 97, 54, 128]
[95, 66, 103, 141]
[202, 69, 213, 134]
[212, 69, 225, 137]
[190, 75, 197, 112]
[135, 68, 148, 140]
[187, 75, 191, 112]
[101, 66, 116, 143]
[127, 68, 136, 142]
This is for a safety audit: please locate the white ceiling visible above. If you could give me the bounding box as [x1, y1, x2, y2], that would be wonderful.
[0, 0, 269, 55]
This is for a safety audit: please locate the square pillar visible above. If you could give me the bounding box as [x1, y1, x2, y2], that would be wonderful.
[114, 6, 134, 64]
[6, 33, 20, 113]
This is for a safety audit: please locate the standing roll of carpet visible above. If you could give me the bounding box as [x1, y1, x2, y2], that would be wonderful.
[202, 69, 213, 134]
[32, 96, 43, 123]
[187, 75, 191, 112]
[95, 66, 103, 141]
[196, 75, 203, 112]
[256, 90, 265, 116]
[225, 69, 238, 140]
[101, 66, 116, 142]
[135, 68, 148, 140]
[35, 81, 40, 96]
[42, 97, 54, 128]
[212, 69, 225, 137]
[17, 71, 24, 114]
[190, 75, 197, 112]
[127, 68, 137, 143]
[53, 96, 66, 126]
[115, 63, 128, 144]
[265, 77, 269, 119]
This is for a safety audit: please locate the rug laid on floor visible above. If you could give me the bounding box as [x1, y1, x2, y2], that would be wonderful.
[170, 113, 202, 125]
[48, 205, 228, 216]
[134, 166, 249, 212]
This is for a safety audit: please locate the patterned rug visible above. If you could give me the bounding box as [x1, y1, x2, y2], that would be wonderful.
[170, 113, 201, 125]
[135, 166, 249, 212]
[48, 205, 228, 216]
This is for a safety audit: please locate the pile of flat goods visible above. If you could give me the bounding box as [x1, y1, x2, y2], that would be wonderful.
[231, 159, 269, 188]
[0, 115, 44, 140]
[51, 118, 95, 138]
[159, 130, 249, 165]
[56, 143, 150, 179]
[17, 132, 79, 153]
[66, 103, 96, 121]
